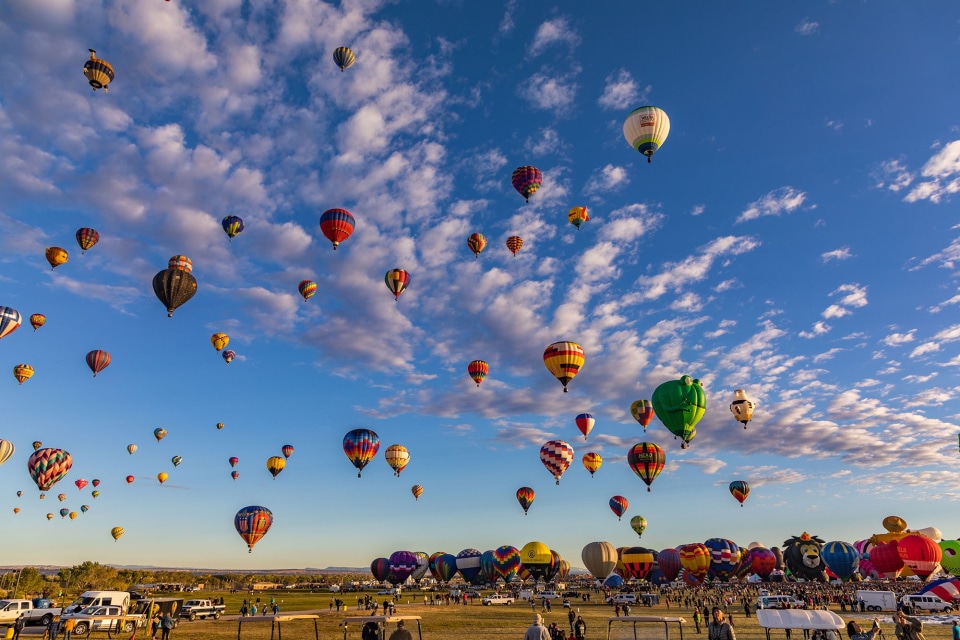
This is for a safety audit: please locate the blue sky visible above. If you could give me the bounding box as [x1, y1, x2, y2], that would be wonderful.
[1, 0, 960, 571]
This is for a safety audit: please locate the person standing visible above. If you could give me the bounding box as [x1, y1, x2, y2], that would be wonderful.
[568, 608, 576, 632]
[575, 615, 586, 640]
[389, 620, 412, 640]
[525, 614, 551, 640]
[693, 609, 703, 634]
[62, 616, 76, 640]
[708, 607, 736, 640]
[45, 615, 60, 640]
[160, 612, 176, 640]
[952, 620, 960, 640]
[13, 615, 25, 640]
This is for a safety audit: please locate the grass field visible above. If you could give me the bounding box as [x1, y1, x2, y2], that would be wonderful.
[158, 590, 958, 640]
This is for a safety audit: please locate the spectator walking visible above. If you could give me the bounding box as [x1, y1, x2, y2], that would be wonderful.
[525, 614, 551, 640]
[160, 612, 176, 640]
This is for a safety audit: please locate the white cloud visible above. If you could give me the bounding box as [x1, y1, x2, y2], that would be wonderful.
[526, 127, 566, 157]
[821, 283, 868, 319]
[821, 247, 852, 263]
[520, 69, 580, 113]
[583, 164, 630, 196]
[909, 342, 940, 358]
[903, 373, 938, 384]
[598, 69, 647, 110]
[813, 348, 844, 363]
[691, 204, 705, 216]
[737, 187, 808, 223]
[799, 321, 831, 339]
[528, 17, 580, 57]
[795, 18, 819, 35]
[875, 159, 914, 192]
[904, 140, 960, 203]
[930, 291, 960, 313]
[637, 235, 761, 301]
[882, 330, 916, 346]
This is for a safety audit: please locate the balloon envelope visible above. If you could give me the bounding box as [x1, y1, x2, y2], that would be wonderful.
[86, 350, 111, 377]
[319, 208, 355, 249]
[343, 429, 380, 477]
[543, 341, 585, 392]
[575, 413, 595, 440]
[511, 166, 543, 202]
[0, 306, 22, 341]
[27, 448, 73, 492]
[652, 376, 705, 448]
[516, 486, 535, 515]
[581, 541, 616, 581]
[582, 452, 602, 477]
[623, 106, 670, 162]
[298, 280, 317, 301]
[0, 439, 15, 466]
[152, 268, 198, 317]
[627, 442, 665, 491]
[235, 505, 273, 552]
[539, 440, 574, 484]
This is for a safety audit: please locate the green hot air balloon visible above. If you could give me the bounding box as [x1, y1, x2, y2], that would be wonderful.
[651, 375, 705, 448]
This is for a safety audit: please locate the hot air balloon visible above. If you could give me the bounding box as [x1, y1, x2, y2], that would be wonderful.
[27, 448, 72, 492]
[869, 541, 905, 579]
[13, 507, 19, 514]
[333, 46, 355, 71]
[730, 389, 754, 428]
[679, 543, 711, 583]
[69, 511, 77, 520]
[704, 538, 742, 581]
[57, 493, 67, 502]
[568, 207, 589, 231]
[370, 558, 391, 583]
[630, 515, 647, 538]
[516, 486, 535, 515]
[627, 442, 665, 491]
[319, 208, 355, 249]
[506, 235, 523, 256]
[384, 268, 410, 301]
[820, 541, 860, 581]
[343, 429, 380, 477]
[16, 490, 23, 497]
[153, 266, 198, 317]
[153, 428, 167, 442]
[75, 228, 100, 253]
[623, 106, 670, 163]
[297, 280, 318, 302]
[0, 306, 22, 341]
[222, 215, 244, 241]
[80, 504, 90, 513]
[157, 472, 168, 485]
[60, 508, 70, 518]
[281, 444, 294, 459]
[75, 479, 88, 491]
[45, 247, 68, 270]
[431, 553, 458, 583]
[234, 505, 273, 553]
[45, 513, 53, 520]
[467, 233, 487, 258]
[609, 495, 628, 520]
[512, 166, 543, 203]
[467, 360, 489, 387]
[91, 490, 100, 499]
[211, 333, 229, 351]
[491, 546, 521, 582]
[216, 422, 224, 430]
[266, 456, 286, 479]
[85, 350, 111, 377]
[126, 444, 137, 455]
[652, 375, 706, 448]
[12, 364, 33, 385]
[581, 541, 616, 581]
[729, 480, 750, 507]
[229, 456, 239, 468]
[519, 541, 552, 581]
[582, 452, 602, 477]
[384, 444, 410, 476]
[0, 440, 14, 467]
[171, 456, 182, 468]
[32, 441, 42, 450]
[125, 475, 135, 484]
[543, 341, 585, 392]
[92, 479, 100, 487]
[456, 549, 483, 585]
[231, 470, 239, 481]
[540, 440, 574, 485]
[622, 547, 656, 581]
[898, 534, 943, 580]
[29, 314, 46, 331]
[168, 255, 192, 272]
[83, 49, 115, 91]
[389, 551, 420, 586]
[630, 400, 655, 431]
[222, 350, 236, 364]
[575, 413, 595, 440]
[411, 484, 423, 500]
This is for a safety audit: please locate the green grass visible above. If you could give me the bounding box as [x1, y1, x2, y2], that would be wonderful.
[159, 591, 957, 640]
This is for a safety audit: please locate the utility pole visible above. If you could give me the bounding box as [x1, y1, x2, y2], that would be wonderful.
[13, 568, 22, 598]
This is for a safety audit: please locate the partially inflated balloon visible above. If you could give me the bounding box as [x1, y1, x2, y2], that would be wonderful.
[540, 440, 574, 484]
[652, 375, 705, 448]
[467, 360, 489, 387]
[86, 350, 111, 377]
[543, 341, 585, 392]
[266, 456, 285, 479]
[384, 444, 410, 476]
[76, 228, 100, 253]
[516, 486, 535, 515]
[211, 333, 229, 351]
[627, 442, 665, 492]
[506, 235, 523, 256]
[29, 313, 46, 331]
[319, 208, 355, 249]
[582, 452, 602, 477]
[298, 280, 317, 301]
[343, 429, 380, 477]
[623, 106, 670, 163]
[153, 267, 198, 317]
[27, 448, 72, 492]
[512, 166, 543, 202]
[45, 247, 68, 270]
[222, 215, 244, 241]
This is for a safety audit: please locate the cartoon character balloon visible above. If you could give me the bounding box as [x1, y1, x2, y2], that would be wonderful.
[27, 448, 73, 492]
[730, 389, 755, 429]
[627, 442, 665, 491]
[651, 375, 706, 448]
[623, 106, 670, 163]
[781, 532, 828, 581]
[234, 505, 273, 552]
[343, 429, 380, 477]
[319, 208, 355, 250]
[568, 206, 589, 231]
[540, 440, 574, 485]
[45, 247, 68, 270]
[543, 341, 585, 392]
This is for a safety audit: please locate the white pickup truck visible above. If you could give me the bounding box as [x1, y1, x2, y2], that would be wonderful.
[179, 599, 226, 621]
[0, 599, 63, 627]
[481, 594, 515, 606]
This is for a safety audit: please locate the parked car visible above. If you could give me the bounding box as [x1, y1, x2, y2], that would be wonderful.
[481, 594, 514, 606]
[60, 605, 144, 636]
[900, 594, 954, 613]
[606, 593, 638, 605]
[538, 591, 562, 600]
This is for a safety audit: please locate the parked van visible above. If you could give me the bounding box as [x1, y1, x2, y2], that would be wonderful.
[64, 591, 131, 615]
[900, 594, 954, 613]
[756, 595, 802, 610]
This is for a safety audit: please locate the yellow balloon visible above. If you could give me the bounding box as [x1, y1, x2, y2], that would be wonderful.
[111, 526, 124, 541]
[46, 513, 54, 520]
[69, 511, 77, 520]
[45, 246, 69, 270]
[157, 472, 168, 485]
[266, 456, 286, 479]
[211, 333, 229, 352]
